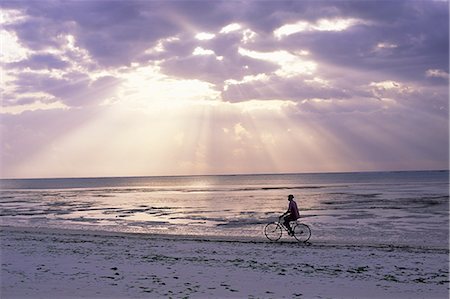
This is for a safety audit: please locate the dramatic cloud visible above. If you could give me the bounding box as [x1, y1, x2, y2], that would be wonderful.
[0, 0, 448, 178]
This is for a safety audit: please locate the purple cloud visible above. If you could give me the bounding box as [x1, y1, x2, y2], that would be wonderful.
[222, 76, 350, 102]
[8, 53, 69, 70]
[10, 72, 122, 107]
[3, 0, 447, 82]
[0, 0, 447, 177]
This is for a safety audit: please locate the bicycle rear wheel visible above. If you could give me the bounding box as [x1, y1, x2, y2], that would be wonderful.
[292, 223, 311, 243]
[264, 222, 282, 241]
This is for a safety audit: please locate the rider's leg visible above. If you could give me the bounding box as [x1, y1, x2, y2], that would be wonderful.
[283, 215, 294, 234]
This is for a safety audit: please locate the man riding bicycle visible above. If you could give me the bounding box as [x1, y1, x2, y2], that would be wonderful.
[280, 194, 300, 235]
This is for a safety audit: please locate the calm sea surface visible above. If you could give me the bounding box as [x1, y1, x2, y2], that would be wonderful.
[1, 171, 448, 248]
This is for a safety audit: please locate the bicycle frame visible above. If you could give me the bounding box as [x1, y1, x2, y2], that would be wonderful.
[264, 220, 311, 243]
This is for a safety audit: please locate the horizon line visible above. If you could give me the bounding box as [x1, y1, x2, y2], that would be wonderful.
[1, 168, 448, 181]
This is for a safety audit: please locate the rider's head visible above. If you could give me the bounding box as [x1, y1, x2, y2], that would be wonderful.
[288, 194, 294, 201]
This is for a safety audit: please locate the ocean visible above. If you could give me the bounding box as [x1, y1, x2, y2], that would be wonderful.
[1, 171, 448, 248]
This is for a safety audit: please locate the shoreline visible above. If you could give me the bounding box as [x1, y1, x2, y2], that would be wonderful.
[2, 225, 448, 253]
[2, 225, 449, 298]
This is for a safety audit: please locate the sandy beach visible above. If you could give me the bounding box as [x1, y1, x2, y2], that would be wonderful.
[1, 226, 448, 299]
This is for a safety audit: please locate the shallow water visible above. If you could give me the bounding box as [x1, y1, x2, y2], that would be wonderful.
[1, 171, 448, 248]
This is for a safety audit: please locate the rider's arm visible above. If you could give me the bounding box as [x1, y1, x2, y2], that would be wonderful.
[280, 202, 293, 218]
[285, 203, 293, 215]
[280, 209, 290, 218]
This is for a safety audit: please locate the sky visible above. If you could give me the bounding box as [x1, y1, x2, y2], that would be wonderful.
[0, 0, 449, 178]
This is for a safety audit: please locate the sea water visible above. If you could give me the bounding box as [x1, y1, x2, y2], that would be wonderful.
[1, 171, 448, 248]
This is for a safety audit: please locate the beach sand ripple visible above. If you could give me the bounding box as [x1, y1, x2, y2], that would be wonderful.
[1, 227, 448, 298]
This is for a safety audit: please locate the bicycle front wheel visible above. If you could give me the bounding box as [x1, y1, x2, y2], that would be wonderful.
[292, 223, 311, 243]
[264, 222, 282, 241]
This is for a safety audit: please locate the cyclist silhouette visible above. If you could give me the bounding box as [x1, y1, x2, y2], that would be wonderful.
[280, 194, 300, 235]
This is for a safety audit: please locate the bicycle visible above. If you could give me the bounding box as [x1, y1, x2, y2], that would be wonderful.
[264, 216, 311, 243]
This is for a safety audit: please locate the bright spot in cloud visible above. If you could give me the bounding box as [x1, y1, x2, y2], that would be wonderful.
[297, 50, 310, 56]
[315, 18, 359, 31]
[241, 29, 257, 43]
[233, 123, 251, 141]
[426, 69, 449, 79]
[234, 99, 295, 112]
[195, 32, 216, 40]
[376, 42, 398, 49]
[305, 77, 331, 87]
[148, 41, 165, 53]
[219, 23, 255, 43]
[118, 65, 219, 109]
[370, 81, 400, 90]
[301, 98, 331, 104]
[224, 73, 270, 92]
[238, 48, 317, 77]
[192, 46, 215, 56]
[224, 73, 270, 88]
[2, 100, 68, 115]
[369, 81, 409, 105]
[192, 47, 223, 60]
[0, 30, 29, 62]
[274, 22, 309, 37]
[220, 23, 242, 33]
[274, 18, 360, 38]
[0, 8, 27, 25]
[145, 36, 180, 54]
